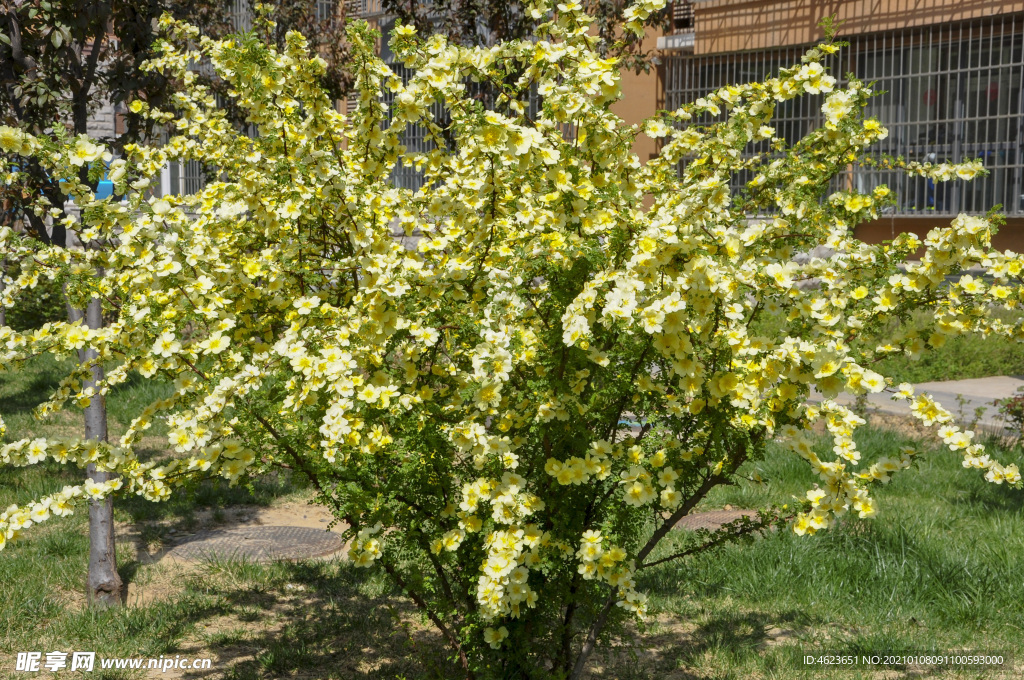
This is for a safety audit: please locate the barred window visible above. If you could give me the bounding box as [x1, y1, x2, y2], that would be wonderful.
[170, 160, 208, 196]
[316, 0, 336, 24]
[664, 14, 1024, 216]
[381, 62, 551, 192]
[231, 0, 253, 32]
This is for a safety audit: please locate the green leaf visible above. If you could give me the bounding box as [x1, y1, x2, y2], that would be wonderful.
[0, 33, 10, 46]
[51, 29, 63, 48]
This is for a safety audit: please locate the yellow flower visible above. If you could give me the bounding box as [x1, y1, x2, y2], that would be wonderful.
[202, 334, 230, 354]
[483, 626, 509, 649]
[0, 126, 23, 151]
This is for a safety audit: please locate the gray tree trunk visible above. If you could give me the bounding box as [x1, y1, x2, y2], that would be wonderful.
[0, 257, 6, 328]
[81, 295, 122, 607]
[65, 236, 121, 608]
[64, 229, 123, 607]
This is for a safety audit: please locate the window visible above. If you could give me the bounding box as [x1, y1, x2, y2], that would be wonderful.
[672, 1, 694, 33]
[316, 0, 336, 24]
[380, 60, 550, 191]
[664, 14, 1024, 216]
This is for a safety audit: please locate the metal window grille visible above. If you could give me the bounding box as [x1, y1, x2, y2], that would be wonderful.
[380, 63, 553, 191]
[672, 1, 694, 34]
[169, 160, 207, 196]
[158, 124, 208, 196]
[664, 13, 1024, 217]
[232, 0, 253, 32]
[316, 0, 336, 24]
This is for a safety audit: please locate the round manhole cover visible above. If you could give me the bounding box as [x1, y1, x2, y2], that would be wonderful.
[165, 525, 345, 562]
[674, 509, 757, 532]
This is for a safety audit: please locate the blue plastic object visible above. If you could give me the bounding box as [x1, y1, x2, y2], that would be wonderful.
[94, 178, 114, 199]
[28, 161, 119, 199]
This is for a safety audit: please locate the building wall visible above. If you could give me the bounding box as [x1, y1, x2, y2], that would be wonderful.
[856, 216, 1024, 252]
[610, 26, 664, 165]
[87, 100, 118, 142]
[694, 0, 1024, 54]
[671, 1, 1024, 250]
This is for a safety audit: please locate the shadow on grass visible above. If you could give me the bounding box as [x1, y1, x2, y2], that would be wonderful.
[0, 354, 173, 436]
[119, 470, 300, 524]
[947, 478, 1024, 515]
[0, 459, 83, 498]
[164, 558, 455, 680]
[589, 607, 813, 680]
[2, 525, 444, 677]
[113, 469, 313, 568]
[0, 369, 70, 415]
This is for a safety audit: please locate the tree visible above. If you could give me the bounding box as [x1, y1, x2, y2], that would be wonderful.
[2, 1, 196, 234]
[0, 0, 236, 608]
[1, 2, 1022, 676]
[0, 0, 360, 609]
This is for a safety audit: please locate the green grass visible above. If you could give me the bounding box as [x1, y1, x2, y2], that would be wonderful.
[750, 307, 1024, 385]
[867, 306, 1024, 384]
[0, 354, 301, 525]
[0, 539, 438, 679]
[0, 353, 176, 439]
[635, 427, 1024, 679]
[0, 355, 323, 678]
[875, 330, 1024, 385]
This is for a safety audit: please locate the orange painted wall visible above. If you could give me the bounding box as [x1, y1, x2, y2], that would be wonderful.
[694, 0, 1024, 54]
[856, 217, 1024, 252]
[609, 27, 665, 165]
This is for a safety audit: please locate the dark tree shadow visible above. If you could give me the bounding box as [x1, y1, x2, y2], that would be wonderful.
[0, 370, 69, 415]
[151, 558, 456, 680]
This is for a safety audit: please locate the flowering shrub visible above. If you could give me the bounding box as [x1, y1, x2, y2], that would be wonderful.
[1, 2, 1022, 677]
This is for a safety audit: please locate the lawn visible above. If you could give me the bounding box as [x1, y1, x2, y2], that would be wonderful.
[750, 307, 1024, 386]
[878, 334, 1024, 385]
[637, 425, 1024, 679]
[1, 358, 1022, 679]
[874, 311, 1024, 385]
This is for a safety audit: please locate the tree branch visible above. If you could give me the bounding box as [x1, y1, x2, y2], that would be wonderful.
[380, 559, 476, 680]
[639, 511, 786, 571]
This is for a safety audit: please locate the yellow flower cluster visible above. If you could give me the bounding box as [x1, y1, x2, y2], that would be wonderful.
[574, 529, 644, 616]
[351, 523, 383, 567]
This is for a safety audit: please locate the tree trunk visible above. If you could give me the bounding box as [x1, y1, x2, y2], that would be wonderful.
[568, 595, 617, 680]
[81, 295, 122, 608]
[64, 224, 121, 608]
[0, 257, 6, 328]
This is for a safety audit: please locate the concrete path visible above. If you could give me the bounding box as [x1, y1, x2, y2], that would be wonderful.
[809, 375, 1024, 433]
